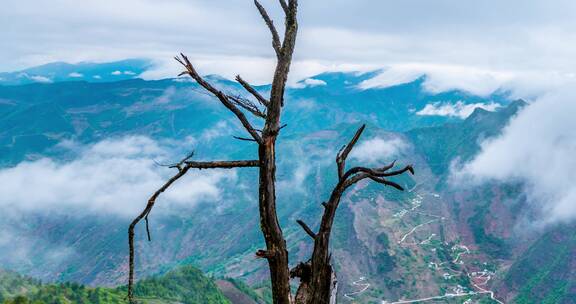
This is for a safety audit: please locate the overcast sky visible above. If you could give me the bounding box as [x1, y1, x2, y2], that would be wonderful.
[3, 0, 576, 87]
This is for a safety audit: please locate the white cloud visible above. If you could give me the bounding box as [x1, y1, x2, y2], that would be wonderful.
[68, 72, 83, 78]
[93, 75, 102, 79]
[199, 121, 233, 142]
[416, 101, 501, 119]
[304, 78, 327, 87]
[451, 87, 576, 224]
[358, 64, 516, 96]
[123, 70, 136, 75]
[290, 77, 327, 89]
[29, 75, 52, 83]
[350, 137, 408, 164]
[278, 163, 311, 194]
[111, 70, 122, 75]
[0, 136, 237, 216]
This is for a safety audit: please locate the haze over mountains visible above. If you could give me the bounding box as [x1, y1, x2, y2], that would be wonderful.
[0, 61, 575, 303]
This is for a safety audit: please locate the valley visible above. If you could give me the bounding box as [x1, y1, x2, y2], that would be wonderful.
[0, 62, 572, 302]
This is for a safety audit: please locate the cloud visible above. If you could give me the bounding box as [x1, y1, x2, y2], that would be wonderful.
[451, 87, 576, 224]
[291, 77, 327, 89]
[0, 225, 74, 268]
[305, 78, 327, 86]
[350, 137, 408, 164]
[278, 163, 311, 194]
[416, 101, 501, 119]
[358, 64, 516, 96]
[0, 136, 237, 217]
[16, 73, 53, 83]
[68, 72, 84, 78]
[111, 70, 122, 75]
[30, 75, 52, 83]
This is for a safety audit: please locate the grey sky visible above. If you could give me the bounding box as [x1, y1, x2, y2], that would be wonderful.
[2, 0, 576, 87]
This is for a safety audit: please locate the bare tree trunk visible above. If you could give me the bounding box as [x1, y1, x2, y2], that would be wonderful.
[258, 139, 291, 304]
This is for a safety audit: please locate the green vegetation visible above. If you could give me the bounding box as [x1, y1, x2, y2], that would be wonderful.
[1, 266, 233, 304]
[0, 270, 41, 302]
[467, 203, 510, 258]
[377, 232, 390, 249]
[507, 225, 576, 303]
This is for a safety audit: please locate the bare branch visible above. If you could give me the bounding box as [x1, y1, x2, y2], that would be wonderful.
[336, 124, 366, 179]
[145, 215, 151, 241]
[128, 158, 259, 302]
[342, 171, 406, 190]
[128, 163, 193, 302]
[254, 0, 282, 57]
[233, 136, 257, 142]
[279, 0, 289, 15]
[184, 160, 260, 169]
[384, 164, 415, 176]
[296, 220, 316, 239]
[228, 95, 266, 118]
[342, 163, 413, 182]
[176, 54, 263, 144]
[342, 164, 414, 190]
[367, 176, 405, 191]
[236, 75, 270, 107]
[167, 151, 195, 171]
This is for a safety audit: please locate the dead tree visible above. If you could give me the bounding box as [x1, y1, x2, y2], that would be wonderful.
[127, 1, 413, 303]
[290, 125, 414, 303]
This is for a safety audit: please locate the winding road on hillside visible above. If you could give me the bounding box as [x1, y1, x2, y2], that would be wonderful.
[343, 277, 371, 300]
[380, 190, 504, 304]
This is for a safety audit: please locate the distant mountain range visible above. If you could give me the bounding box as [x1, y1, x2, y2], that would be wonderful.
[1, 60, 574, 303]
[0, 59, 151, 85]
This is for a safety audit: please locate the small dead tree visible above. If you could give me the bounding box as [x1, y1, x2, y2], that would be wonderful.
[127, 1, 414, 304]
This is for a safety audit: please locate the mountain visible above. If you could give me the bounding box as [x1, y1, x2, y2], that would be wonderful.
[1, 265, 253, 304]
[0, 60, 564, 303]
[498, 223, 576, 303]
[0, 59, 152, 86]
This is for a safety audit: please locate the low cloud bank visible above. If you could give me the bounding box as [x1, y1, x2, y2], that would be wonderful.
[451, 87, 576, 224]
[358, 64, 576, 99]
[416, 101, 501, 119]
[0, 136, 236, 217]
